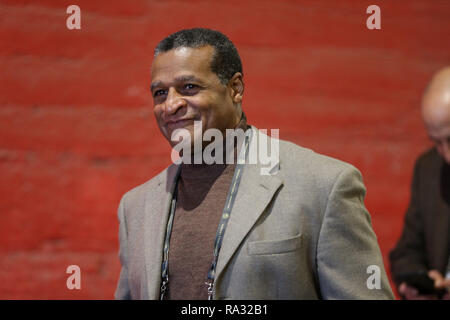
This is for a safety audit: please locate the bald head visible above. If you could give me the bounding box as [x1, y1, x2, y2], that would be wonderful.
[421, 67, 450, 164]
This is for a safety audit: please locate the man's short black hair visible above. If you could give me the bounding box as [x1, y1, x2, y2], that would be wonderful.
[154, 28, 243, 85]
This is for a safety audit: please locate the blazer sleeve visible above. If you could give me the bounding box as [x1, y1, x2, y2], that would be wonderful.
[114, 195, 132, 300]
[316, 166, 394, 299]
[389, 158, 428, 285]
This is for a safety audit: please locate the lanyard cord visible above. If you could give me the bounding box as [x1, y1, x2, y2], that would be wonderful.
[160, 130, 251, 300]
[160, 177, 179, 300]
[204, 162, 243, 299]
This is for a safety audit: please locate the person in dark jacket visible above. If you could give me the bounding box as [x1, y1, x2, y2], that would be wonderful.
[390, 66, 450, 300]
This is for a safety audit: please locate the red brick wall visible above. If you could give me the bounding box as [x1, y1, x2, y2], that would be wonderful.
[0, 0, 449, 299]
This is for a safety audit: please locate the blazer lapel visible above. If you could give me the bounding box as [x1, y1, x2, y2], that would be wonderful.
[143, 164, 180, 299]
[214, 127, 283, 286]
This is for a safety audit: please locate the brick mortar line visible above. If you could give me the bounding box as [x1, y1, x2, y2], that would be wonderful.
[0, 2, 151, 23]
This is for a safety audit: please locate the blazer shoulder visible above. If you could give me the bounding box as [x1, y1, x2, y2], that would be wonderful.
[278, 138, 360, 181]
[251, 125, 353, 175]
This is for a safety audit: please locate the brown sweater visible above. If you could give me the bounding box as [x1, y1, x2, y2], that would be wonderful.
[166, 118, 248, 300]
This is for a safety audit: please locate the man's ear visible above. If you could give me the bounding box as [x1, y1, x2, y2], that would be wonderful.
[228, 72, 244, 104]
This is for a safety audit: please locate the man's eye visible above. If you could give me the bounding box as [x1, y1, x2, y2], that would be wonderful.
[184, 84, 197, 90]
[153, 89, 167, 97]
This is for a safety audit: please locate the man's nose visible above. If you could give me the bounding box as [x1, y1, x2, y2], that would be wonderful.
[164, 87, 186, 115]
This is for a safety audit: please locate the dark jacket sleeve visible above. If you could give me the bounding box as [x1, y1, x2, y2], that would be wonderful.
[389, 157, 428, 286]
[114, 195, 132, 300]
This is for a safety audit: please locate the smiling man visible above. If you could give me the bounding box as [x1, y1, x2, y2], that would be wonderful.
[114, 28, 394, 300]
[151, 44, 243, 149]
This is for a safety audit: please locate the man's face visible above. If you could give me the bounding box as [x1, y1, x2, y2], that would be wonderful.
[425, 119, 450, 164]
[422, 101, 450, 164]
[150, 45, 241, 148]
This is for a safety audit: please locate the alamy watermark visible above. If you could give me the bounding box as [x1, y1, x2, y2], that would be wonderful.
[366, 5, 381, 30]
[66, 265, 81, 290]
[66, 5, 381, 31]
[66, 5, 81, 30]
[366, 265, 381, 290]
[169, 121, 279, 175]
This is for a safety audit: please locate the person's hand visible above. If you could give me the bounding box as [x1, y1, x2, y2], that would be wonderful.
[428, 270, 450, 299]
[398, 282, 438, 300]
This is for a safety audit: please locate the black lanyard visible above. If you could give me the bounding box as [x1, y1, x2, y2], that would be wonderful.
[160, 130, 251, 300]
